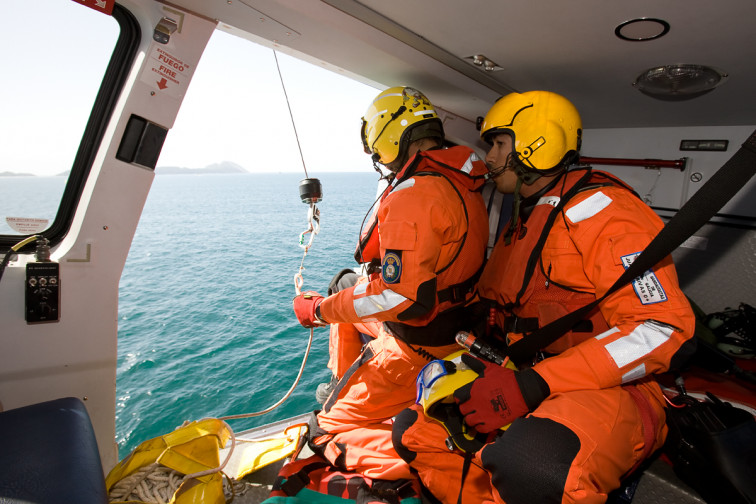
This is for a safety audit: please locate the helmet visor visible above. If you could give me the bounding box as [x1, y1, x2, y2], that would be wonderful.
[416, 359, 456, 404]
[360, 117, 371, 155]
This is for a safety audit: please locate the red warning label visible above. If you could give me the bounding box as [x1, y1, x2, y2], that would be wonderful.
[71, 0, 115, 16]
[145, 46, 191, 97]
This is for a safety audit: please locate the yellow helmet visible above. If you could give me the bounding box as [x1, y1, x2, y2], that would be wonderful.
[361, 86, 444, 168]
[415, 350, 488, 452]
[478, 91, 582, 181]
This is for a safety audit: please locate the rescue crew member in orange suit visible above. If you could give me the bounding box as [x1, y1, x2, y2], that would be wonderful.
[292, 86, 490, 479]
[393, 91, 697, 503]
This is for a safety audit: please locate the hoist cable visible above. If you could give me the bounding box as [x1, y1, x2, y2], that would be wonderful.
[215, 52, 320, 424]
[273, 50, 309, 179]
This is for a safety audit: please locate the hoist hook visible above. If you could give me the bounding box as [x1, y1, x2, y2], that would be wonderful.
[294, 178, 323, 295]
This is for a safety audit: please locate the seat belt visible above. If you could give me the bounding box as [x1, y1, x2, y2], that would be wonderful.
[507, 129, 756, 366]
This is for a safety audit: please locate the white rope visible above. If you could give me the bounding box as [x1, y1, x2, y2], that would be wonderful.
[109, 465, 247, 503]
[218, 325, 314, 421]
[213, 191, 319, 422]
[108, 463, 182, 503]
[109, 420, 240, 503]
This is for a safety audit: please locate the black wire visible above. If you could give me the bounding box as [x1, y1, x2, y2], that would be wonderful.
[0, 250, 15, 284]
[369, 105, 406, 159]
[355, 181, 389, 263]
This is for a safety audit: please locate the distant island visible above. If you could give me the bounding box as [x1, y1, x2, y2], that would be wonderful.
[0, 171, 38, 177]
[156, 161, 249, 175]
[0, 161, 249, 177]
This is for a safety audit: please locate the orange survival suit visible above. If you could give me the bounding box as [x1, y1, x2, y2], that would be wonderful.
[310, 145, 490, 480]
[393, 168, 696, 503]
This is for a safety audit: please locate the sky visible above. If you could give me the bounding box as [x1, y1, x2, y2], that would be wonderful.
[0, 0, 379, 176]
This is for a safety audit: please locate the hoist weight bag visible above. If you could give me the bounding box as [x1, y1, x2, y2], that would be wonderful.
[106, 418, 232, 504]
[663, 392, 756, 504]
[263, 454, 422, 504]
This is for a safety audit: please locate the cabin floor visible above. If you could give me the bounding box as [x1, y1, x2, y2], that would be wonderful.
[229, 449, 706, 504]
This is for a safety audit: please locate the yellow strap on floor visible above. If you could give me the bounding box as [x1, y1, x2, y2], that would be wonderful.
[228, 423, 307, 479]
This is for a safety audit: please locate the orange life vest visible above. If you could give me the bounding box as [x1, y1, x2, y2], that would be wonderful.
[338, 145, 489, 345]
[478, 168, 636, 353]
[354, 146, 486, 266]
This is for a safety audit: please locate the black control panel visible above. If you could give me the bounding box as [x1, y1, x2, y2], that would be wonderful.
[25, 262, 60, 323]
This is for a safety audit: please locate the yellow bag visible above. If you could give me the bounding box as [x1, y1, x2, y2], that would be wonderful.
[106, 418, 231, 504]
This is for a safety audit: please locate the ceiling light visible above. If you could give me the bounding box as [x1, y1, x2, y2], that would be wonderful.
[466, 54, 502, 72]
[632, 64, 728, 101]
[615, 18, 670, 41]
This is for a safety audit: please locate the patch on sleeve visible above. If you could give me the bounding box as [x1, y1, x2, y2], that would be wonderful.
[621, 252, 668, 305]
[382, 250, 403, 284]
[565, 191, 612, 223]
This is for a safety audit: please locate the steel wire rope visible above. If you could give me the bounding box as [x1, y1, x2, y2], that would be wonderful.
[216, 49, 317, 423]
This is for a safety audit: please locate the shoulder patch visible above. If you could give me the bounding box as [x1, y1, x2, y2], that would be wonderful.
[621, 252, 668, 305]
[382, 250, 403, 284]
[565, 191, 613, 223]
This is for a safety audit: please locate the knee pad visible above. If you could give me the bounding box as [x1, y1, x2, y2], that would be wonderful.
[481, 416, 580, 504]
[392, 408, 418, 463]
[328, 269, 360, 295]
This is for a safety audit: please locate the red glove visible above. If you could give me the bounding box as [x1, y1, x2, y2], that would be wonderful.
[293, 291, 326, 328]
[453, 353, 549, 433]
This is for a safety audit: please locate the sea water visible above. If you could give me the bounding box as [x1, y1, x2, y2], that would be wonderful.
[116, 171, 380, 455]
[2, 171, 380, 455]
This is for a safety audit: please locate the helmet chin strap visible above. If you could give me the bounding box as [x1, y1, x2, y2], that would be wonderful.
[504, 177, 524, 245]
[371, 153, 398, 182]
[504, 160, 544, 245]
[485, 163, 508, 180]
[513, 160, 543, 186]
[371, 153, 385, 177]
[485, 152, 515, 180]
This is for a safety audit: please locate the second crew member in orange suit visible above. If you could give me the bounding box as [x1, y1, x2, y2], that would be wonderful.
[393, 91, 697, 503]
[293, 86, 490, 479]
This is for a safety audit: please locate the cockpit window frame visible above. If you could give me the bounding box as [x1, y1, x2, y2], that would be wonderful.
[0, 5, 141, 254]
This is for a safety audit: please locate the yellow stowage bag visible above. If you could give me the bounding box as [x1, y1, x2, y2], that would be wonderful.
[106, 418, 231, 504]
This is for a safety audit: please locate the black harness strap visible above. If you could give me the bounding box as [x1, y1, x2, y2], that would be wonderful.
[507, 129, 756, 366]
[277, 461, 332, 495]
[511, 168, 594, 308]
[412, 168, 470, 275]
[437, 262, 484, 304]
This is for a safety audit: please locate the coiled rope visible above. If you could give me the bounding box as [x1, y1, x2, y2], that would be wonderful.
[108, 420, 246, 503]
[108, 464, 246, 503]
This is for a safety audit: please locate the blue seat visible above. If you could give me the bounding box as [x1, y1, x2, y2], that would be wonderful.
[0, 397, 107, 504]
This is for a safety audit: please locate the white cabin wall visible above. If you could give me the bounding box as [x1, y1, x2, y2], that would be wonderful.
[582, 125, 756, 313]
[0, 1, 217, 472]
[437, 107, 489, 157]
[582, 125, 756, 217]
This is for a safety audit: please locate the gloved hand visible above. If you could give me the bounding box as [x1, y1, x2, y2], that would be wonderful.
[293, 291, 326, 328]
[453, 353, 550, 433]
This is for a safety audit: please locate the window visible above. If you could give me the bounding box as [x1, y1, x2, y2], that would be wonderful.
[0, 0, 124, 244]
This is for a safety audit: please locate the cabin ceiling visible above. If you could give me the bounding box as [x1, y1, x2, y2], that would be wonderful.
[165, 0, 756, 129]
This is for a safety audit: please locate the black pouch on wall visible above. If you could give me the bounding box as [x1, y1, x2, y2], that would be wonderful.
[663, 391, 756, 504]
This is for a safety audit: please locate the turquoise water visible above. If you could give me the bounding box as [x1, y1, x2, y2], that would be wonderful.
[115, 172, 379, 455]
